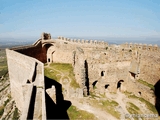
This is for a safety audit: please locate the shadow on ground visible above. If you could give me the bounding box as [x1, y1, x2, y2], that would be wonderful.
[154, 80, 160, 116]
[45, 76, 71, 119]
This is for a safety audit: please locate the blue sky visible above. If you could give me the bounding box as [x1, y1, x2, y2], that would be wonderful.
[0, 0, 160, 41]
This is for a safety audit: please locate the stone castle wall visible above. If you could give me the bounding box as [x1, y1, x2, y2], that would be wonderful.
[45, 36, 160, 93]
[12, 42, 47, 63]
[6, 49, 46, 120]
[6, 32, 160, 119]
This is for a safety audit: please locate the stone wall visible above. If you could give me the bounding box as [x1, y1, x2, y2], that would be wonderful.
[6, 49, 46, 120]
[12, 42, 47, 63]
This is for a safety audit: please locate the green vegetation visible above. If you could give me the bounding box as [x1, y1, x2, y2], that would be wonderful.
[45, 63, 80, 88]
[125, 91, 158, 114]
[0, 84, 9, 92]
[89, 92, 100, 98]
[137, 79, 154, 90]
[12, 108, 19, 120]
[128, 102, 140, 111]
[67, 105, 97, 120]
[0, 50, 8, 77]
[44, 68, 61, 82]
[0, 106, 4, 118]
[126, 102, 141, 120]
[90, 99, 120, 119]
[126, 107, 140, 120]
[101, 100, 120, 119]
[4, 99, 10, 106]
[105, 47, 108, 50]
[0, 98, 10, 118]
[139, 97, 158, 114]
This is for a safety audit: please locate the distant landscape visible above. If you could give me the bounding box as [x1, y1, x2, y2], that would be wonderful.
[0, 37, 160, 48]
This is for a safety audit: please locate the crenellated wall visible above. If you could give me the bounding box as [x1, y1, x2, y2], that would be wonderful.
[57, 36, 108, 47]
[122, 42, 159, 52]
[6, 33, 160, 118]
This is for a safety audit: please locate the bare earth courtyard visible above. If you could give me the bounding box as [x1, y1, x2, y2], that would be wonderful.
[1, 32, 160, 120]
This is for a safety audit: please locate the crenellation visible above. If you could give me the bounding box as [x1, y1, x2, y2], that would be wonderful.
[70, 39, 73, 42]
[81, 39, 84, 43]
[77, 39, 81, 43]
[101, 41, 104, 45]
[90, 40, 93, 44]
[67, 38, 70, 41]
[94, 40, 97, 44]
[6, 32, 160, 119]
[41, 32, 51, 40]
[85, 40, 88, 43]
[61, 36, 64, 40]
[148, 44, 152, 51]
[154, 44, 158, 51]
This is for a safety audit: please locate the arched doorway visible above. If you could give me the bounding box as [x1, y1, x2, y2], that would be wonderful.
[117, 80, 124, 92]
[42, 44, 54, 63]
[46, 45, 55, 63]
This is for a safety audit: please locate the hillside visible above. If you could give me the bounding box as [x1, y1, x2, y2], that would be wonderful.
[0, 49, 20, 119]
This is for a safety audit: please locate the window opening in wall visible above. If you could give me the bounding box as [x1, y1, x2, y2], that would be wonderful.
[92, 80, 98, 89]
[138, 91, 141, 96]
[27, 79, 31, 83]
[48, 58, 50, 62]
[129, 72, 136, 79]
[105, 84, 109, 89]
[101, 71, 105, 76]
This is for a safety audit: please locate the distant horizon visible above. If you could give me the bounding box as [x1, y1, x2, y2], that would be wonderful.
[0, 36, 160, 46]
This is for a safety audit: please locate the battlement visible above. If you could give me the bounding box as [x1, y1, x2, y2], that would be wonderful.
[123, 42, 159, 51]
[57, 36, 108, 46]
[41, 32, 51, 40]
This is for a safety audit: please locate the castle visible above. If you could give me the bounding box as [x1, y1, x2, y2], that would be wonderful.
[6, 32, 160, 119]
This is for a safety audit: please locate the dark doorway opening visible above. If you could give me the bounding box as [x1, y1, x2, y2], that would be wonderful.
[48, 58, 50, 62]
[92, 80, 98, 89]
[101, 71, 105, 76]
[27, 80, 31, 83]
[129, 72, 136, 79]
[51, 51, 55, 63]
[117, 80, 124, 92]
[105, 84, 110, 89]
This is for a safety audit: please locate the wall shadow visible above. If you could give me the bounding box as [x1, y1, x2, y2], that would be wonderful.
[154, 80, 160, 116]
[27, 86, 37, 119]
[85, 60, 90, 95]
[44, 76, 71, 119]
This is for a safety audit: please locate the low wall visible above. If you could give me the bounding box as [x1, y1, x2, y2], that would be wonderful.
[13, 43, 47, 63]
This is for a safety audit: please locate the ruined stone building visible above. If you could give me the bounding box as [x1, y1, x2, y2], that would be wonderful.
[6, 32, 160, 119]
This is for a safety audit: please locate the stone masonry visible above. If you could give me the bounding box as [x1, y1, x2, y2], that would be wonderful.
[6, 32, 160, 119]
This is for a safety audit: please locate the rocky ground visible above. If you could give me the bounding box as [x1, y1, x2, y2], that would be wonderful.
[0, 49, 20, 120]
[0, 74, 20, 120]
